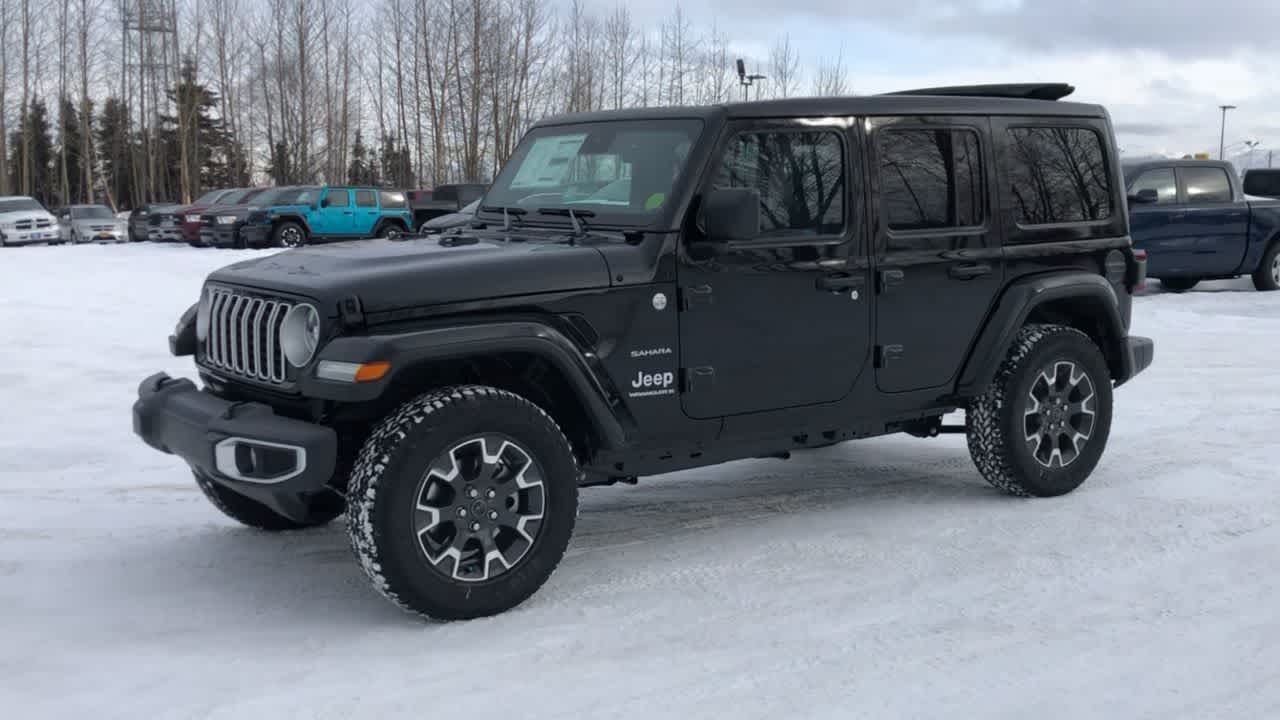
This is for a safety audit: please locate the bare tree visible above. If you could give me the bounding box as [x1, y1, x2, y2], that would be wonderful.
[768, 33, 801, 99]
[812, 44, 849, 97]
[602, 3, 631, 110]
[0, 0, 11, 195]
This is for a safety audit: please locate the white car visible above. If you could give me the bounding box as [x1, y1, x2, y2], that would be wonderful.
[0, 196, 61, 246]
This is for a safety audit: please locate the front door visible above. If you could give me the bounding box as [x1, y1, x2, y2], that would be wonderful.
[313, 188, 354, 237]
[1176, 164, 1249, 275]
[869, 117, 1003, 393]
[678, 119, 871, 420]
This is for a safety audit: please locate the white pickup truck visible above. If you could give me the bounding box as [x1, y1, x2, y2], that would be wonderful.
[0, 196, 61, 246]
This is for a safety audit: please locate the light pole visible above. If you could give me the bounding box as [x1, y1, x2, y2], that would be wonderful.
[1219, 104, 1237, 160]
[1244, 139, 1261, 170]
[735, 58, 766, 102]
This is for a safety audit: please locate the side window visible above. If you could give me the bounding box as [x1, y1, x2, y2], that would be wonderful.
[1128, 168, 1177, 204]
[324, 189, 350, 208]
[712, 129, 845, 237]
[1004, 127, 1112, 225]
[878, 129, 984, 231]
[379, 190, 407, 209]
[1181, 167, 1232, 204]
[354, 190, 376, 207]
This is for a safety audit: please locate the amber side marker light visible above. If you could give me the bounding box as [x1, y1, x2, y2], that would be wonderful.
[315, 360, 392, 383]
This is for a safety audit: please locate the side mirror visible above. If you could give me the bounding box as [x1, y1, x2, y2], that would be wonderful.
[699, 187, 760, 246]
[319, 197, 330, 209]
[1128, 188, 1159, 204]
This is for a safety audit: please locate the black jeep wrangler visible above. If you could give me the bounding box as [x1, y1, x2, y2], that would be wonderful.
[133, 83, 1154, 621]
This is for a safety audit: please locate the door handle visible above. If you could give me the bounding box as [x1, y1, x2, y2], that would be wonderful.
[816, 273, 865, 293]
[949, 262, 992, 280]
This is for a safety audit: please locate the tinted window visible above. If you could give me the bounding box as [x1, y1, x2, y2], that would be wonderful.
[1128, 168, 1177, 204]
[355, 190, 376, 207]
[1181, 166, 1232, 203]
[379, 190, 407, 209]
[325, 189, 350, 207]
[1005, 127, 1112, 225]
[712, 130, 845, 236]
[879, 129, 983, 231]
[1243, 169, 1280, 198]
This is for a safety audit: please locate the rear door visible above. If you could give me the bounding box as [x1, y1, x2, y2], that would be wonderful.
[1176, 165, 1249, 274]
[353, 189, 379, 236]
[869, 116, 1003, 393]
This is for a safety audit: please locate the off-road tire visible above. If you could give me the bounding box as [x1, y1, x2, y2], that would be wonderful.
[193, 471, 344, 531]
[376, 222, 404, 240]
[1252, 242, 1280, 291]
[966, 324, 1113, 498]
[1160, 277, 1200, 293]
[274, 221, 307, 248]
[346, 385, 579, 621]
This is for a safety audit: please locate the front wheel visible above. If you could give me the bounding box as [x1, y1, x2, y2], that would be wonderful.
[966, 324, 1113, 498]
[346, 385, 579, 621]
[1252, 242, 1280, 291]
[274, 221, 307, 248]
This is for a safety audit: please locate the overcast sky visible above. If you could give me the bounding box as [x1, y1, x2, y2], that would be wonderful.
[594, 0, 1280, 167]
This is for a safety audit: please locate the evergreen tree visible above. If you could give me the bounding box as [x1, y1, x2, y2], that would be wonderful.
[56, 96, 88, 205]
[7, 99, 55, 205]
[96, 98, 137, 209]
[347, 130, 379, 185]
[379, 134, 412, 188]
[160, 58, 234, 199]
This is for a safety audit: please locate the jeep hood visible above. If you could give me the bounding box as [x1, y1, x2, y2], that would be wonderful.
[206, 236, 611, 313]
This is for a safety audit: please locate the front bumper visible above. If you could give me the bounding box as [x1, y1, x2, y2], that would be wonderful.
[182, 222, 204, 245]
[1, 228, 60, 245]
[149, 226, 184, 242]
[201, 224, 243, 248]
[1117, 335, 1154, 387]
[75, 229, 127, 243]
[240, 223, 274, 248]
[132, 372, 338, 522]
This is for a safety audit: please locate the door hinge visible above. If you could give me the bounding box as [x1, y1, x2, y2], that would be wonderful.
[680, 284, 714, 310]
[682, 366, 716, 392]
[875, 345, 904, 368]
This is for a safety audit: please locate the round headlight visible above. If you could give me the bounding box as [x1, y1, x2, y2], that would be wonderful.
[195, 288, 212, 342]
[280, 303, 320, 368]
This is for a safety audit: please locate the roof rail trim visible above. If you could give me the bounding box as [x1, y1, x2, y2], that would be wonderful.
[883, 83, 1076, 102]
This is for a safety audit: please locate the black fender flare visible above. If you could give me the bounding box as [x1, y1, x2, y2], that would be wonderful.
[300, 321, 628, 449]
[955, 272, 1134, 396]
[372, 217, 409, 236]
[271, 214, 311, 237]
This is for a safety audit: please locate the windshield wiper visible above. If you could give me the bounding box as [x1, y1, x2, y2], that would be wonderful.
[480, 205, 527, 232]
[536, 207, 595, 236]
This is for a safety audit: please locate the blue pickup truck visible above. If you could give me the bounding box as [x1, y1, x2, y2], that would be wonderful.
[1125, 160, 1280, 292]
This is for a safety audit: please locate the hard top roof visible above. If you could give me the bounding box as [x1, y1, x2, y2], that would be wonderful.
[532, 84, 1106, 128]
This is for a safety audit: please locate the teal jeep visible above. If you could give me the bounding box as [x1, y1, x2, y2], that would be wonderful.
[239, 186, 413, 248]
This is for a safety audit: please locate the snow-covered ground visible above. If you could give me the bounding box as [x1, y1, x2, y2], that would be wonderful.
[2, 244, 1278, 719]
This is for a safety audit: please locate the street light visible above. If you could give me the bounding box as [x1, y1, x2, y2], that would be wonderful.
[1244, 139, 1261, 170]
[1219, 104, 1237, 160]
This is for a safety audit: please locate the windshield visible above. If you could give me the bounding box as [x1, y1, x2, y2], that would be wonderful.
[71, 206, 114, 220]
[266, 187, 318, 206]
[0, 198, 44, 214]
[191, 190, 226, 205]
[480, 119, 702, 226]
[215, 189, 254, 205]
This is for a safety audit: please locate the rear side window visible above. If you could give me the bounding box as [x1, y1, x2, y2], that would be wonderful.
[1004, 127, 1112, 225]
[325, 189, 350, 207]
[1128, 168, 1177, 204]
[712, 130, 845, 237]
[379, 190, 408, 209]
[1181, 166, 1232, 203]
[355, 190, 376, 207]
[879, 129, 984, 231]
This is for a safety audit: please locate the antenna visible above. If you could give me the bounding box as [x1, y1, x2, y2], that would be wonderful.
[734, 58, 767, 102]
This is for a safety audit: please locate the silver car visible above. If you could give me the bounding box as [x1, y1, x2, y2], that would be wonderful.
[57, 204, 129, 244]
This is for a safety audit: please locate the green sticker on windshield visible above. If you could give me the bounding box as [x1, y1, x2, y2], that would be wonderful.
[644, 193, 665, 210]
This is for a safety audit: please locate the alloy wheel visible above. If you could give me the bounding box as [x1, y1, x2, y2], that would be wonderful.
[1022, 360, 1097, 468]
[281, 227, 303, 247]
[411, 435, 546, 583]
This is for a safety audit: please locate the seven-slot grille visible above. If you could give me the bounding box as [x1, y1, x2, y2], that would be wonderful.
[204, 287, 293, 384]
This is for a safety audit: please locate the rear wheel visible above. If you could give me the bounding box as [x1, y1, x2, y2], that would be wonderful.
[377, 223, 404, 240]
[1160, 277, 1200, 293]
[274, 221, 307, 248]
[966, 324, 1113, 498]
[194, 471, 344, 531]
[346, 385, 579, 621]
[1252, 242, 1280, 291]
